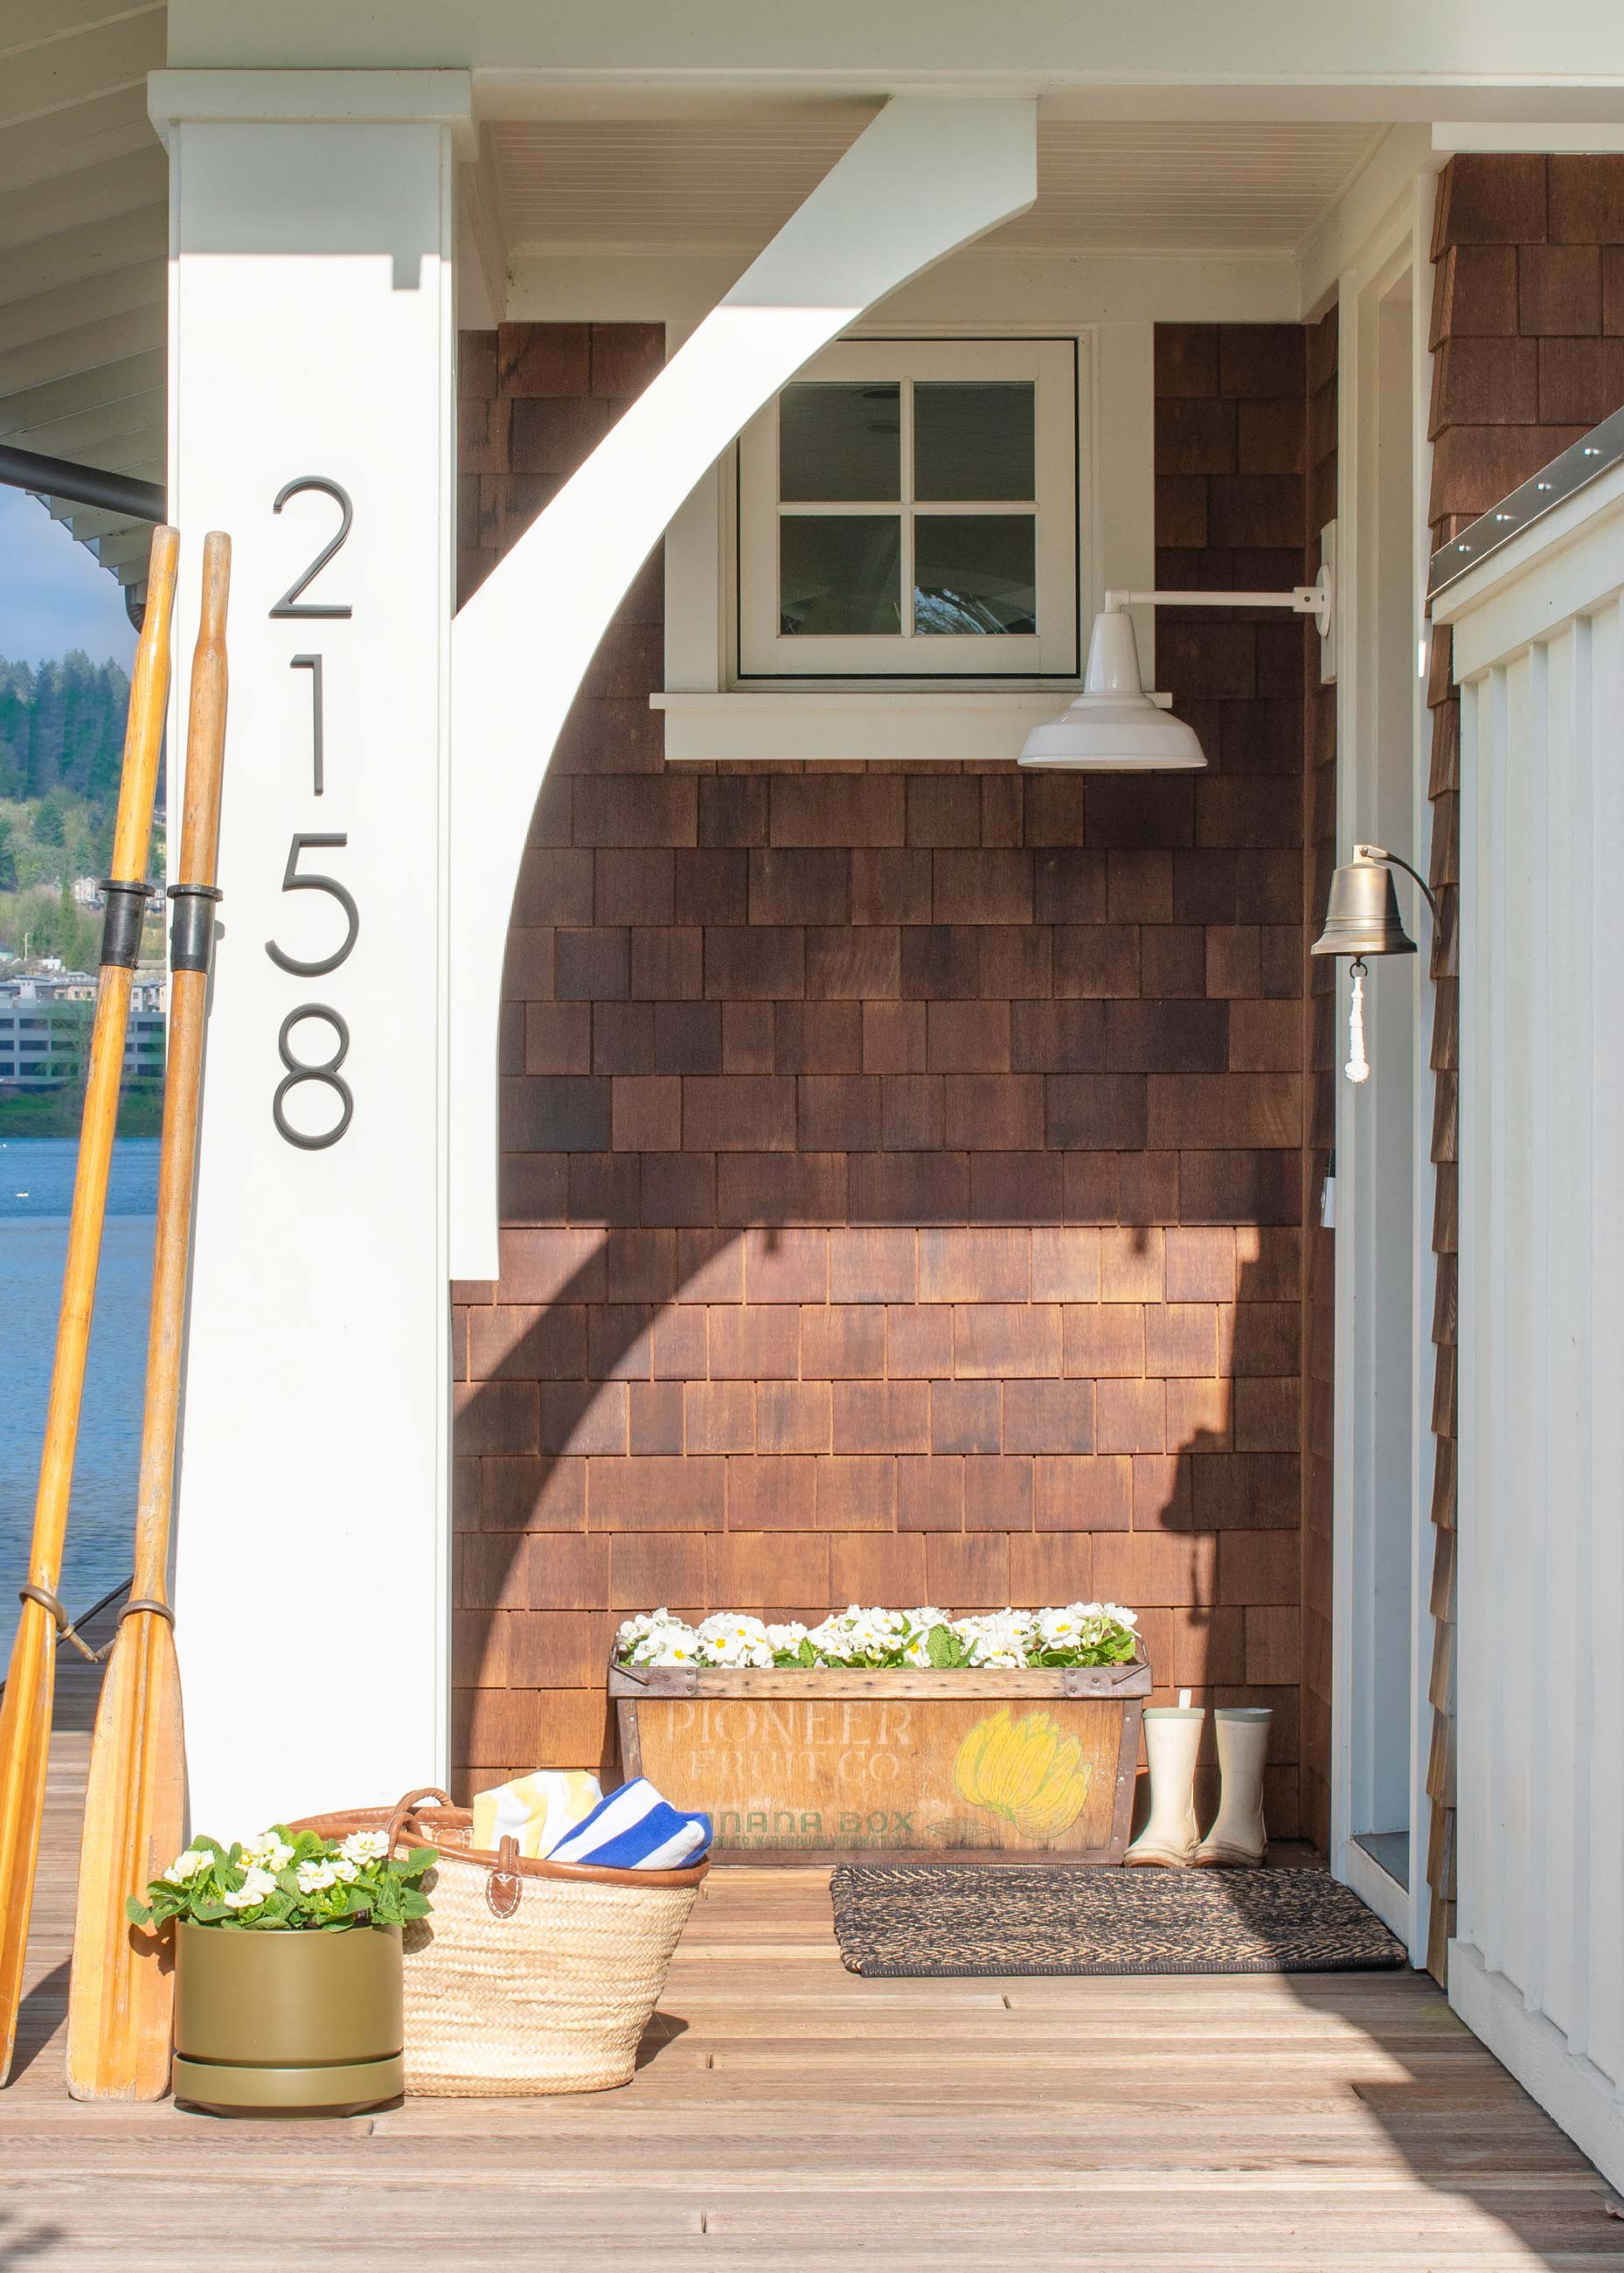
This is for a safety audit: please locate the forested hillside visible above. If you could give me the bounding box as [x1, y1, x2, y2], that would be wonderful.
[0, 651, 144, 966]
[0, 651, 134, 810]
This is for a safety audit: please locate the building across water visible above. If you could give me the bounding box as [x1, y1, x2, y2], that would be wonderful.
[0, 970, 165, 1092]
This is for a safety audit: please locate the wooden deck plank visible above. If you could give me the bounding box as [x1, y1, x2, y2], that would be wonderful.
[2, 1724, 1621, 2270]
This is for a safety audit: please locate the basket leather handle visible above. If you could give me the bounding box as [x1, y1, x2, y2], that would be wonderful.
[385, 1785, 455, 1857]
[487, 1833, 523, 1920]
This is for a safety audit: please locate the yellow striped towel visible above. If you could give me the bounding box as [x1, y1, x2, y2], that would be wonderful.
[470, 1769, 602, 1859]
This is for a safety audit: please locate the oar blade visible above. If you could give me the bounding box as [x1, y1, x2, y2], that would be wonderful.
[0, 1606, 56, 2085]
[65, 1614, 184, 2101]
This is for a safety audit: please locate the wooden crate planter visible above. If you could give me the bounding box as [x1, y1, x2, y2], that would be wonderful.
[610, 1658, 1150, 1865]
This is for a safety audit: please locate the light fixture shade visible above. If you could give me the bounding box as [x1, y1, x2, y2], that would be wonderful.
[1311, 852, 1418, 957]
[1019, 609, 1207, 771]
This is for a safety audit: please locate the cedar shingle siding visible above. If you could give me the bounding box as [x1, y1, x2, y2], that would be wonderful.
[451, 319, 1324, 1837]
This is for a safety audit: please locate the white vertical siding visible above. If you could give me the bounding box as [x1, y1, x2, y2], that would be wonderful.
[1440, 475, 1624, 2190]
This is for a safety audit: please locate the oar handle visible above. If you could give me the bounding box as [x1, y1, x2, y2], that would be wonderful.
[131, 535, 231, 1603]
[24, 527, 177, 1599]
[177, 533, 230, 893]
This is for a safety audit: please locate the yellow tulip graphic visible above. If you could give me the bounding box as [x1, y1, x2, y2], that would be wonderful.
[953, 1707, 1091, 1840]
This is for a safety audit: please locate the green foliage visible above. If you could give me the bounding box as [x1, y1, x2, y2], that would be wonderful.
[0, 818, 15, 893]
[0, 1083, 163, 1137]
[0, 652, 135, 813]
[31, 791, 66, 846]
[127, 1825, 438, 1935]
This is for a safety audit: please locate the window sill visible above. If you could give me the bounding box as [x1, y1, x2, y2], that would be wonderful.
[651, 688, 1171, 766]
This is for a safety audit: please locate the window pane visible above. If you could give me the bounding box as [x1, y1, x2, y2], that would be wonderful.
[781, 517, 901, 635]
[913, 515, 1037, 635]
[914, 382, 1035, 502]
[780, 383, 900, 502]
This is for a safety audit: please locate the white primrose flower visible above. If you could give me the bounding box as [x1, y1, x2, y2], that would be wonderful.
[1099, 1602, 1139, 1631]
[1036, 1605, 1082, 1649]
[161, 1848, 208, 1886]
[805, 1611, 857, 1661]
[330, 1856, 359, 1884]
[241, 1831, 295, 1873]
[765, 1621, 810, 1653]
[628, 1616, 700, 1666]
[954, 1609, 1034, 1668]
[222, 1866, 277, 1911]
[696, 1623, 774, 1669]
[339, 1830, 390, 1863]
[844, 1608, 906, 1665]
[295, 1859, 339, 1894]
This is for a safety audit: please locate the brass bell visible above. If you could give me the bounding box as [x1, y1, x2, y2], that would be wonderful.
[1311, 845, 1419, 958]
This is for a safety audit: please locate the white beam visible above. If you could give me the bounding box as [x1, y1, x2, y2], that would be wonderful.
[0, 344, 163, 436]
[0, 148, 168, 258]
[0, 253, 164, 348]
[2, 389, 163, 457]
[0, 299, 163, 398]
[1433, 120, 1624, 154]
[0, 84, 155, 198]
[449, 94, 1038, 1276]
[506, 242, 1302, 328]
[0, 14, 163, 133]
[0, 204, 166, 309]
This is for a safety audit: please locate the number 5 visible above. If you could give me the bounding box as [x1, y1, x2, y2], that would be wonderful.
[266, 833, 358, 977]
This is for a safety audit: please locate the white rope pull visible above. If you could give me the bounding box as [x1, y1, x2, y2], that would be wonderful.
[1345, 960, 1371, 1084]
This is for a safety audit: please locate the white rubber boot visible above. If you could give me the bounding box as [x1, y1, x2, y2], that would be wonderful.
[1192, 1707, 1271, 1868]
[1126, 1703, 1204, 1867]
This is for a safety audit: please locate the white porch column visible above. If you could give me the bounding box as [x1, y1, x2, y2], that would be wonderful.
[149, 72, 468, 1828]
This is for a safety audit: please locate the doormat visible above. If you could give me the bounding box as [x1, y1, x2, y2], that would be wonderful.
[830, 1863, 1408, 1978]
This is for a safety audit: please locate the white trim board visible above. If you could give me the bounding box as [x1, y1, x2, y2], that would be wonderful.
[1343, 1838, 1412, 1950]
[653, 685, 1173, 764]
[1451, 1943, 1624, 2198]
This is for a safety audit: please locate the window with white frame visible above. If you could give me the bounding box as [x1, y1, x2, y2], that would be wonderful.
[736, 337, 1079, 680]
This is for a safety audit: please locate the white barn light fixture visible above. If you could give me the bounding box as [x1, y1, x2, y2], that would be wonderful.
[1019, 552, 1336, 772]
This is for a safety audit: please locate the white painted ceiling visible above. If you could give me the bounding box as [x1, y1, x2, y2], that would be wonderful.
[489, 113, 1385, 255]
[0, 0, 168, 593]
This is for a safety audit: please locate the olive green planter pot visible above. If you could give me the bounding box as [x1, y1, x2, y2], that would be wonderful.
[171, 1920, 403, 2117]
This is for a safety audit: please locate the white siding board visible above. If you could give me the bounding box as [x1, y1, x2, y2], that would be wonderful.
[1438, 489, 1624, 2191]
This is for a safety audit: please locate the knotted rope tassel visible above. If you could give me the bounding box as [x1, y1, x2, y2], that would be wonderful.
[1344, 957, 1371, 1084]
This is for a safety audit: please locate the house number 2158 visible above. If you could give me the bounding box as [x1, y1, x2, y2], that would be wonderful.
[266, 475, 357, 1150]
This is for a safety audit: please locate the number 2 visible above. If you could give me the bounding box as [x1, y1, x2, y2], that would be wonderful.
[270, 476, 353, 619]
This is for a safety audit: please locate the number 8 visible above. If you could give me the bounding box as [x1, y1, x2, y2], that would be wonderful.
[274, 1004, 353, 1150]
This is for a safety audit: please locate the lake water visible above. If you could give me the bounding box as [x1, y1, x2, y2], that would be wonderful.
[1, 1137, 156, 1661]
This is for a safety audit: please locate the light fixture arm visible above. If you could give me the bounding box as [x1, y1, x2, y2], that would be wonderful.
[1355, 842, 1440, 928]
[1105, 569, 1334, 640]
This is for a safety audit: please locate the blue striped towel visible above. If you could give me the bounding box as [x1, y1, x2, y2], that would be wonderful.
[545, 1777, 711, 1870]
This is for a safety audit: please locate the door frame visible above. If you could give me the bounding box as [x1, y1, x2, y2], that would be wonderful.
[1327, 174, 1439, 1966]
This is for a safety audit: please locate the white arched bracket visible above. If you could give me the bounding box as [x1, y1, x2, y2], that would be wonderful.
[448, 98, 1038, 1276]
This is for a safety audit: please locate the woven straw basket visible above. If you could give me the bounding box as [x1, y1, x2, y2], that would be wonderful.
[291, 1787, 706, 2096]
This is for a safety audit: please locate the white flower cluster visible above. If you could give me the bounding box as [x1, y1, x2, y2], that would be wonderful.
[615, 1601, 1139, 1672]
[158, 1825, 393, 1914]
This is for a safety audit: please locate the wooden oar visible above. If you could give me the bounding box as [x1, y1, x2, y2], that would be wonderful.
[0, 524, 178, 2087]
[66, 535, 231, 2101]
